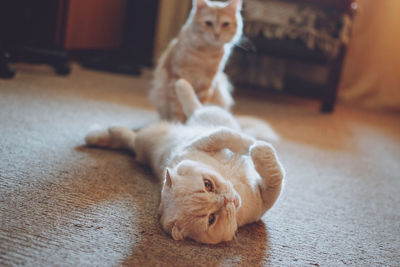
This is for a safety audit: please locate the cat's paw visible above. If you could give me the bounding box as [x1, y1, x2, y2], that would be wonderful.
[250, 141, 284, 187]
[249, 141, 276, 161]
[175, 79, 192, 95]
[85, 129, 112, 147]
[108, 126, 136, 150]
[108, 126, 131, 139]
[174, 78, 201, 118]
[175, 79, 195, 105]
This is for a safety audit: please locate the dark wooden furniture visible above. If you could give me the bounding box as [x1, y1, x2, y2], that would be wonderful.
[62, 0, 159, 74]
[239, 0, 357, 112]
[0, 0, 159, 78]
[0, 0, 70, 78]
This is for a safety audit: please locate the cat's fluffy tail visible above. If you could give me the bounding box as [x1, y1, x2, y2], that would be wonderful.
[175, 79, 202, 118]
[85, 126, 136, 151]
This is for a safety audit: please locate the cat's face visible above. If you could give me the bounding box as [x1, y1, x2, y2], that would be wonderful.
[191, 0, 243, 47]
[159, 160, 241, 244]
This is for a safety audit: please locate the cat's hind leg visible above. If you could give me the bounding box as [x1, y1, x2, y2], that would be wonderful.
[175, 79, 202, 118]
[209, 72, 234, 110]
[85, 126, 136, 151]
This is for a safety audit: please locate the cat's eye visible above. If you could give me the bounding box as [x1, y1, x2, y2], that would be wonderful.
[222, 22, 230, 27]
[205, 21, 213, 27]
[208, 213, 216, 226]
[204, 179, 213, 192]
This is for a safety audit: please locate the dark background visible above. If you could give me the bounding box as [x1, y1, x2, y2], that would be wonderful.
[0, 0, 159, 74]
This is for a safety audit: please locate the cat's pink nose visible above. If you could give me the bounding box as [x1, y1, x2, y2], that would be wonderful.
[224, 197, 238, 208]
[223, 197, 231, 206]
[233, 198, 239, 209]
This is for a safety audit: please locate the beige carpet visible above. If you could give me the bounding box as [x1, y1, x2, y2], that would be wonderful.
[1, 63, 399, 266]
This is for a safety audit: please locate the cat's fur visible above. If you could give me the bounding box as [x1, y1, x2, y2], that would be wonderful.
[85, 79, 285, 244]
[150, 0, 243, 122]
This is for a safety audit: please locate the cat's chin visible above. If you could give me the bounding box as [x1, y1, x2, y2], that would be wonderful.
[198, 35, 227, 48]
[207, 39, 229, 48]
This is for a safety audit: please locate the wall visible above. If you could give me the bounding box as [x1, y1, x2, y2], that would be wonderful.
[339, 0, 400, 110]
[153, 0, 191, 62]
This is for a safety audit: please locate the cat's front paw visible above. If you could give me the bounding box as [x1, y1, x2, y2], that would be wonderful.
[250, 141, 284, 188]
[250, 141, 284, 214]
[249, 141, 276, 161]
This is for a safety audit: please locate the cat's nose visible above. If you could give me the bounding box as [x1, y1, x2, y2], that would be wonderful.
[233, 197, 239, 209]
[223, 197, 230, 206]
[223, 197, 236, 207]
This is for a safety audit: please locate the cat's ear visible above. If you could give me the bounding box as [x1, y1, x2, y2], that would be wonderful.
[171, 223, 185, 241]
[226, 0, 242, 13]
[165, 168, 173, 188]
[194, 0, 208, 10]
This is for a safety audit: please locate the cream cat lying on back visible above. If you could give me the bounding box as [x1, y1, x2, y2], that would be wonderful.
[85, 79, 285, 244]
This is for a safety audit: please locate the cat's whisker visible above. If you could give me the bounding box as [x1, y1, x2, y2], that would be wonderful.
[236, 36, 256, 52]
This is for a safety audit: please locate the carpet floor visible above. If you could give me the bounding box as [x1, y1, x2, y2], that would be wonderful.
[1, 63, 399, 266]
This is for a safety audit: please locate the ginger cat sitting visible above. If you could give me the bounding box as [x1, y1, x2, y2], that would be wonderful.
[85, 79, 285, 244]
[150, 0, 243, 122]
